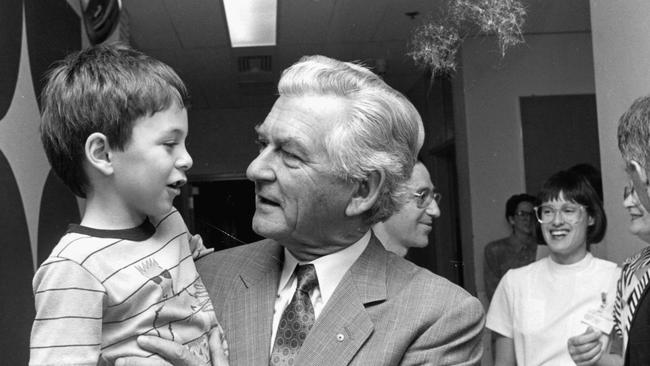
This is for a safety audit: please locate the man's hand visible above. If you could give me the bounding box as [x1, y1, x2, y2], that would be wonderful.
[115, 327, 229, 366]
[567, 327, 608, 366]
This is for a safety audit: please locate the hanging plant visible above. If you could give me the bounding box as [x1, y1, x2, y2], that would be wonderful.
[408, 0, 526, 76]
[453, 0, 526, 56]
[408, 17, 461, 76]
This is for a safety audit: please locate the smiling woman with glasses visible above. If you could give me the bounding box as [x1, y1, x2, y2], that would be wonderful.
[486, 169, 620, 366]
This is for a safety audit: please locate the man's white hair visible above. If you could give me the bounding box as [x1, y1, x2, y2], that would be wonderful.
[278, 55, 422, 224]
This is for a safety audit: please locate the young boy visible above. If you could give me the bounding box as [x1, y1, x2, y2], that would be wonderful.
[30, 44, 223, 365]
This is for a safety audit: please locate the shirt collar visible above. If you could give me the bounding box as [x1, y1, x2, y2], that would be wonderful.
[278, 230, 371, 304]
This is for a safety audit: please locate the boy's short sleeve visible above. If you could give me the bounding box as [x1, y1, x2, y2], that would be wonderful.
[30, 258, 105, 365]
[188, 233, 214, 260]
[486, 270, 515, 338]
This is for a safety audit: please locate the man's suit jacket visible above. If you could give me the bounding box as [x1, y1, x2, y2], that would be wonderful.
[197, 235, 485, 365]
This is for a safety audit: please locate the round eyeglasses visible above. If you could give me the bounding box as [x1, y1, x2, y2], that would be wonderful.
[513, 210, 535, 219]
[412, 188, 441, 209]
[534, 204, 586, 225]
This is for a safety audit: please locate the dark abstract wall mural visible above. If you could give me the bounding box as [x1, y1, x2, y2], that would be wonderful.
[38, 171, 81, 266]
[0, 150, 34, 365]
[0, 1, 81, 362]
[0, 0, 22, 120]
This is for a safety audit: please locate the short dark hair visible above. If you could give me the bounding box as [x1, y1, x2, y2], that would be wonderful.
[568, 163, 603, 201]
[537, 169, 607, 245]
[505, 193, 537, 220]
[40, 44, 189, 198]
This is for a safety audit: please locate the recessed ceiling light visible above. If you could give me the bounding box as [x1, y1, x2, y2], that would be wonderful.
[223, 0, 277, 48]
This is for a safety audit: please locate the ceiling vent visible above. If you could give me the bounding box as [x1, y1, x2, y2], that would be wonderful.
[237, 55, 275, 95]
[238, 55, 272, 73]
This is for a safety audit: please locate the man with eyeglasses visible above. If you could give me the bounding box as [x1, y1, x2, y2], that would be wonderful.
[483, 193, 539, 301]
[372, 161, 441, 257]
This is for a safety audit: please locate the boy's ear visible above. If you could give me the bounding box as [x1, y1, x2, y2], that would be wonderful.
[85, 132, 113, 176]
[345, 170, 384, 217]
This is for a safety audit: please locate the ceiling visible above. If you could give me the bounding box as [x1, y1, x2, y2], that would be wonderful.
[118, 0, 591, 110]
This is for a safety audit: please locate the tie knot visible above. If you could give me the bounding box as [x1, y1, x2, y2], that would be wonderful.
[295, 264, 318, 294]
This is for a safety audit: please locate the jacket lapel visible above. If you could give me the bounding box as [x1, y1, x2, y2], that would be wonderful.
[225, 241, 283, 365]
[296, 235, 388, 365]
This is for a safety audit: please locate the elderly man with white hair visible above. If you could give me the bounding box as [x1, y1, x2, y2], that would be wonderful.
[123, 55, 484, 366]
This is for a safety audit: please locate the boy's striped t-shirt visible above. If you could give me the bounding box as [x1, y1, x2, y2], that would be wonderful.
[30, 210, 218, 365]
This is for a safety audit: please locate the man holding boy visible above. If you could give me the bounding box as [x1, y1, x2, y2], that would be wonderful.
[30, 45, 225, 365]
[175, 55, 482, 365]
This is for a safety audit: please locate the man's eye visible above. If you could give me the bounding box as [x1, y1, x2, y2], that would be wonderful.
[417, 189, 431, 197]
[281, 149, 300, 161]
[163, 142, 178, 148]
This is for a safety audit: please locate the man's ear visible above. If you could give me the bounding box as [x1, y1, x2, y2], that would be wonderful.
[85, 132, 113, 176]
[345, 170, 384, 217]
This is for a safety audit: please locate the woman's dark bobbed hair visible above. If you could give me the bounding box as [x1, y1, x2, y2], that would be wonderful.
[537, 169, 606, 245]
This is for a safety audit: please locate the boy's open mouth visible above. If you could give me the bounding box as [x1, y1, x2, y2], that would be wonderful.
[167, 180, 185, 189]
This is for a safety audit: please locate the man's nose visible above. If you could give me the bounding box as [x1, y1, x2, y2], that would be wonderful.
[246, 148, 275, 182]
[623, 188, 638, 208]
[426, 199, 441, 218]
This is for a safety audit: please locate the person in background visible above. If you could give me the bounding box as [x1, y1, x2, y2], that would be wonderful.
[568, 95, 650, 365]
[483, 193, 539, 301]
[372, 161, 441, 257]
[487, 169, 620, 366]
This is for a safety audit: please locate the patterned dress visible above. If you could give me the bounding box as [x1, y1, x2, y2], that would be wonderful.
[614, 246, 650, 356]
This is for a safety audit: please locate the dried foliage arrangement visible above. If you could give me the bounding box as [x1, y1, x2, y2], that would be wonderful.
[408, 0, 526, 76]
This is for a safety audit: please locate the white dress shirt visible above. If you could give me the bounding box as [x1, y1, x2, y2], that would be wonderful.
[269, 231, 371, 352]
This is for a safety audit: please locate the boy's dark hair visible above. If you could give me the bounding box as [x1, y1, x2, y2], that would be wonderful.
[505, 193, 538, 220]
[40, 44, 189, 198]
[537, 169, 607, 245]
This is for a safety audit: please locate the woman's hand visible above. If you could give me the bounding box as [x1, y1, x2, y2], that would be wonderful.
[567, 327, 607, 366]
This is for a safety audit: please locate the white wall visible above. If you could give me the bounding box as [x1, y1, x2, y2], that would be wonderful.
[590, 0, 650, 264]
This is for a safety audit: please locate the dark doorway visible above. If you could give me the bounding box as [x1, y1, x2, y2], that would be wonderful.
[187, 179, 262, 251]
[520, 94, 600, 194]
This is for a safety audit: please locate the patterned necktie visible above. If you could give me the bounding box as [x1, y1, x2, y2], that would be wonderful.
[269, 264, 319, 366]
